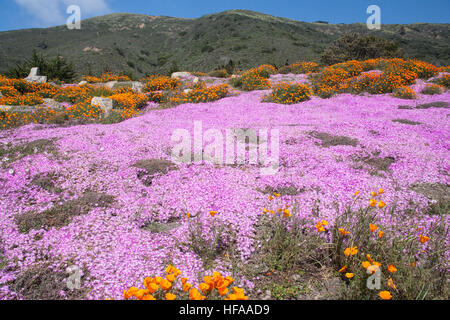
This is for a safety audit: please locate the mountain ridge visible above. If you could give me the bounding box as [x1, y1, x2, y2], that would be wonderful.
[0, 10, 449, 78]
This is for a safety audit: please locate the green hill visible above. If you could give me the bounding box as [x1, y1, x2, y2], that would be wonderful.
[0, 10, 449, 78]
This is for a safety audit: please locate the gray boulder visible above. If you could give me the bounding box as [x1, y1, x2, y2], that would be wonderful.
[0, 105, 12, 112]
[171, 71, 191, 79]
[132, 81, 143, 92]
[91, 97, 113, 115]
[43, 98, 63, 110]
[104, 81, 118, 89]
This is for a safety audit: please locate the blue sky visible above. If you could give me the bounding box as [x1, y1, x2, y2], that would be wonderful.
[0, 0, 449, 31]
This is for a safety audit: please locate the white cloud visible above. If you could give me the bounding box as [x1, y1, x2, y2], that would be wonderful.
[15, 0, 111, 27]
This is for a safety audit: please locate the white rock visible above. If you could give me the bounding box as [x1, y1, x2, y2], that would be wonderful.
[91, 97, 113, 115]
[0, 105, 12, 112]
[25, 67, 47, 83]
[43, 98, 62, 109]
[28, 67, 39, 77]
[183, 89, 193, 94]
[104, 81, 118, 89]
[78, 81, 88, 85]
[171, 72, 191, 79]
[131, 81, 143, 92]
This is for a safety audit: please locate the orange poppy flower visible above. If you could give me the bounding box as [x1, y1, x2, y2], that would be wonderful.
[344, 246, 358, 256]
[379, 291, 392, 300]
[338, 265, 347, 273]
[165, 292, 176, 300]
[387, 278, 397, 289]
[338, 228, 350, 236]
[419, 235, 430, 243]
[387, 264, 397, 273]
[160, 279, 172, 290]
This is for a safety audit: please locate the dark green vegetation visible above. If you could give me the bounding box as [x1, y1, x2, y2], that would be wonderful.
[9, 263, 90, 299]
[15, 192, 115, 233]
[0, 10, 449, 78]
[6, 50, 76, 82]
[320, 34, 404, 65]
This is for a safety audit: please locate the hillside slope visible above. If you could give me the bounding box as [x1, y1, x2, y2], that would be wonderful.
[0, 10, 449, 77]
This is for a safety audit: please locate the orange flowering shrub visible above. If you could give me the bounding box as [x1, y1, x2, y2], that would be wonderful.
[391, 86, 416, 99]
[0, 92, 44, 106]
[109, 91, 148, 109]
[66, 101, 104, 120]
[264, 83, 313, 104]
[122, 266, 247, 300]
[0, 86, 19, 97]
[231, 68, 271, 91]
[0, 76, 150, 128]
[142, 75, 180, 92]
[146, 91, 164, 103]
[0, 78, 34, 94]
[405, 60, 439, 79]
[309, 67, 351, 96]
[360, 58, 385, 72]
[0, 111, 35, 129]
[278, 61, 320, 74]
[83, 73, 131, 83]
[330, 60, 364, 77]
[365, 73, 404, 94]
[308, 58, 443, 98]
[169, 83, 229, 104]
[256, 64, 277, 77]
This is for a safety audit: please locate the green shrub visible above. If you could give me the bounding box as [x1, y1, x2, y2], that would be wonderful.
[183, 213, 235, 269]
[330, 199, 448, 300]
[420, 84, 444, 95]
[6, 50, 76, 82]
[256, 205, 330, 273]
[320, 34, 404, 66]
[208, 69, 229, 78]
